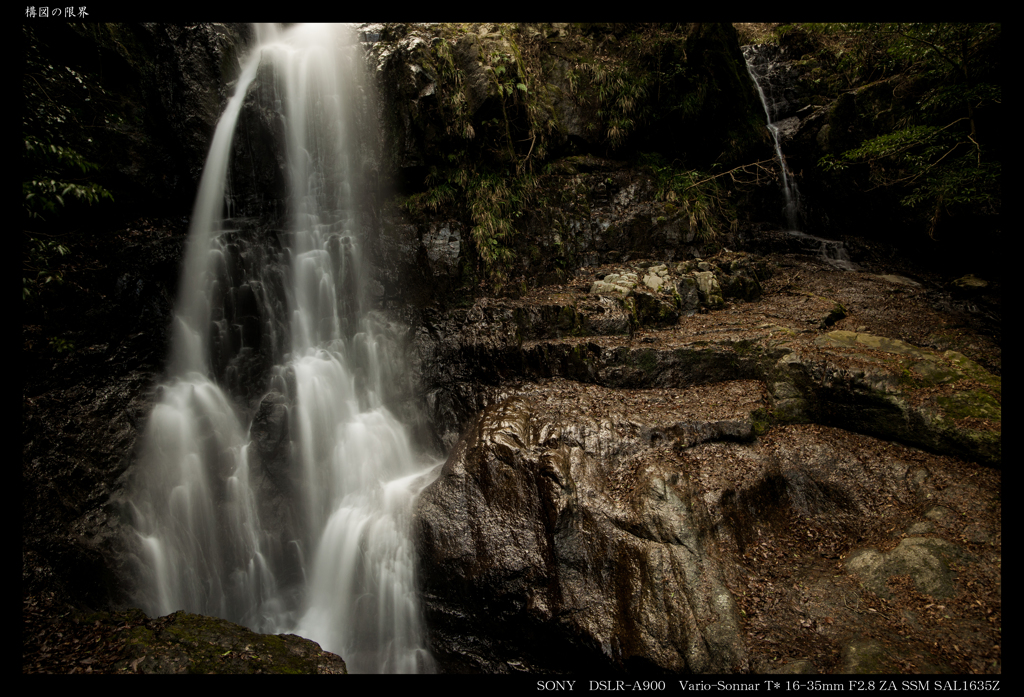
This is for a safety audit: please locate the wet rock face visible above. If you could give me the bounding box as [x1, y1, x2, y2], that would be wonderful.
[139, 24, 254, 184]
[415, 380, 758, 673]
[743, 43, 810, 124]
[415, 379, 1002, 674]
[250, 391, 290, 479]
[411, 247, 1000, 674]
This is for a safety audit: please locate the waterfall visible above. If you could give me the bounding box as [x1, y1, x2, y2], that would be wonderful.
[127, 23, 438, 674]
[743, 45, 857, 271]
[743, 45, 802, 231]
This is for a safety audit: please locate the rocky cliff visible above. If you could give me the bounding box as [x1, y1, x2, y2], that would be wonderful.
[407, 246, 1000, 673]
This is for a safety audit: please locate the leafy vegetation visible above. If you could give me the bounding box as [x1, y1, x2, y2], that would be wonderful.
[23, 137, 114, 220]
[577, 58, 651, 150]
[431, 36, 474, 141]
[733, 23, 783, 46]
[400, 23, 769, 288]
[22, 25, 114, 306]
[568, 26, 706, 151]
[403, 25, 548, 285]
[639, 154, 732, 243]
[803, 23, 1000, 239]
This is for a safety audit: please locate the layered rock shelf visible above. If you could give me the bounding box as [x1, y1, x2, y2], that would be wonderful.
[409, 245, 1001, 674]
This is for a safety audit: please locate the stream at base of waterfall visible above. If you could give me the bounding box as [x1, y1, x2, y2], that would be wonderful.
[127, 24, 438, 674]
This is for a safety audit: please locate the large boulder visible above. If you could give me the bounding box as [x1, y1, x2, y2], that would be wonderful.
[768, 330, 1002, 464]
[23, 600, 346, 674]
[415, 379, 758, 673]
[414, 377, 1001, 674]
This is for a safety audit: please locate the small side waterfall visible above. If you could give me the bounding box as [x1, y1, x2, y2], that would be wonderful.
[743, 44, 857, 271]
[127, 24, 438, 673]
[743, 44, 803, 231]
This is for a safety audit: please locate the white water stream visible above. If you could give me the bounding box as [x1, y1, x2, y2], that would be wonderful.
[742, 45, 802, 231]
[128, 24, 437, 673]
[743, 45, 857, 271]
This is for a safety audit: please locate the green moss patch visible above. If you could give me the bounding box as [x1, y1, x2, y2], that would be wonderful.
[119, 611, 347, 674]
[936, 389, 1001, 422]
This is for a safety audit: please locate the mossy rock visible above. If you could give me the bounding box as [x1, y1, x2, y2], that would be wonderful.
[841, 639, 902, 674]
[821, 301, 846, 327]
[846, 537, 970, 600]
[814, 330, 930, 360]
[117, 611, 346, 674]
[942, 350, 1001, 395]
[632, 290, 680, 328]
[809, 331, 1000, 464]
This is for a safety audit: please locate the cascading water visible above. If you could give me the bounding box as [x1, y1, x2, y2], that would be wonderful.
[743, 44, 857, 271]
[127, 23, 438, 673]
[742, 45, 803, 231]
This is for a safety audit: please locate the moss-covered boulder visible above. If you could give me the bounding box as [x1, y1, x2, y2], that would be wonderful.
[769, 330, 1001, 464]
[23, 600, 347, 674]
[118, 610, 346, 674]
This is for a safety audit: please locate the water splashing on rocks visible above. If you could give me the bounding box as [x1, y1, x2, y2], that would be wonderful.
[127, 23, 438, 673]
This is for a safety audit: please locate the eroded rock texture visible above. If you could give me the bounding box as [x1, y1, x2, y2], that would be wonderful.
[417, 381, 759, 673]
[411, 246, 1000, 674]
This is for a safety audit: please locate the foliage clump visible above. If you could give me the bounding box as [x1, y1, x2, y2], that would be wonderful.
[22, 25, 115, 306]
[733, 23, 783, 46]
[639, 153, 737, 243]
[398, 23, 769, 289]
[401, 24, 551, 286]
[803, 23, 1001, 240]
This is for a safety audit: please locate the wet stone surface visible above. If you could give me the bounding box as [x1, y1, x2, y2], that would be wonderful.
[411, 244, 1000, 674]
